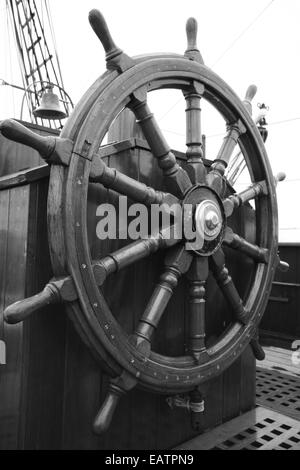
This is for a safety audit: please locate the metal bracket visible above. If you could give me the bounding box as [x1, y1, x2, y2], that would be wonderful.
[166, 394, 204, 413]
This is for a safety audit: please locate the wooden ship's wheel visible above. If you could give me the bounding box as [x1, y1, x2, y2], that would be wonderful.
[0, 10, 287, 434]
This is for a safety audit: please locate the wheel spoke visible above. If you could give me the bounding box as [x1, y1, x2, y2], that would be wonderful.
[93, 225, 180, 285]
[207, 120, 246, 195]
[223, 227, 269, 263]
[215, 120, 247, 167]
[134, 245, 193, 344]
[210, 249, 248, 325]
[187, 257, 209, 361]
[223, 180, 268, 217]
[184, 83, 206, 184]
[90, 157, 178, 206]
[129, 97, 193, 198]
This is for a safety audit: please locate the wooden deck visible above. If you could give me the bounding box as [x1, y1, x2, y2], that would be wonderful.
[259, 346, 300, 379]
[177, 345, 300, 450]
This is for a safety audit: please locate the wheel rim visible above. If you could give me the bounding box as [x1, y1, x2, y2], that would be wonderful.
[47, 56, 278, 393]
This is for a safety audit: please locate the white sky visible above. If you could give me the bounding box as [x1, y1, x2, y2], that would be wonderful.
[0, 0, 300, 242]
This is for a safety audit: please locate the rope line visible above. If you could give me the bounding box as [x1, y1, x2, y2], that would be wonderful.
[212, 0, 276, 66]
[161, 117, 300, 139]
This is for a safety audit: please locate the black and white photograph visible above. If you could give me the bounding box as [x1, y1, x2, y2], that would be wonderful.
[0, 0, 299, 453]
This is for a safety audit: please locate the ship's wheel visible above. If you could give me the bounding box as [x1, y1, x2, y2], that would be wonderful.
[0, 10, 287, 433]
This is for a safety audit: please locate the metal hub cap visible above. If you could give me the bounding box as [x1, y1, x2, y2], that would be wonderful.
[195, 200, 223, 241]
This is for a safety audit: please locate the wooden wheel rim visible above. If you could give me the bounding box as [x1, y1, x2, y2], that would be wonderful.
[48, 55, 278, 393]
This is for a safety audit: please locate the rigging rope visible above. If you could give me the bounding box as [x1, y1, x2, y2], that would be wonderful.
[212, 0, 276, 66]
[45, 0, 65, 91]
[5, 0, 30, 118]
[161, 117, 300, 140]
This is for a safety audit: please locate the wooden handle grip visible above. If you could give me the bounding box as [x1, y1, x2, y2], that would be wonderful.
[4, 285, 60, 325]
[250, 337, 265, 361]
[185, 17, 204, 64]
[186, 17, 198, 50]
[243, 85, 257, 115]
[0, 119, 55, 158]
[275, 172, 286, 186]
[88, 9, 120, 58]
[93, 384, 124, 435]
[244, 84, 257, 103]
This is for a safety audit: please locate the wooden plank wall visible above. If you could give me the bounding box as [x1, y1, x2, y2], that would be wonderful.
[261, 244, 300, 339]
[0, 143, 256, 450]
[0, 175, 67, 449]
[0, 185, 27, 449]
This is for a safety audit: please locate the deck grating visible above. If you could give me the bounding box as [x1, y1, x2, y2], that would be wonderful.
[256, 345, 300, 421]
[177, 346, 300, 450]
[256, 368, 300, 421]
[176, 407, 300, 450]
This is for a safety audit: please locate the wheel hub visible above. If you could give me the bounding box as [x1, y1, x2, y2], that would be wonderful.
[195, 201, 223, 240]
[183, 185, 226, 256]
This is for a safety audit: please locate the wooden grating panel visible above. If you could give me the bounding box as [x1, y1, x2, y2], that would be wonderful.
[176, 407, 300, 450]
[256, 368, 300, 421]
